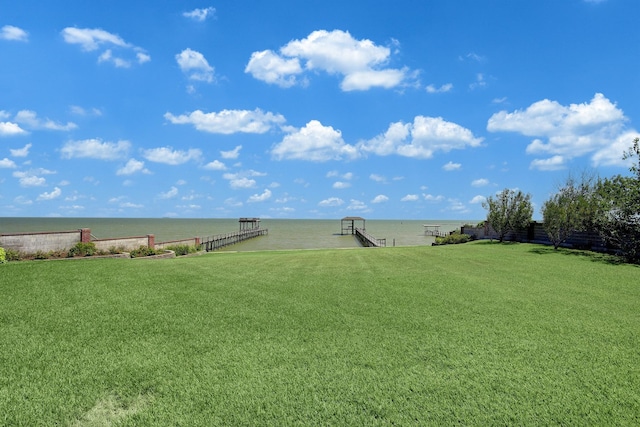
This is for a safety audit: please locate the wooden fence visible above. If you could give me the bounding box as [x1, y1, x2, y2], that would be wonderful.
[462, 222, 609, 251]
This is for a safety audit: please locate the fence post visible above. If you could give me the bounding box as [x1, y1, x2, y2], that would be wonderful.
[147, 234, 155, 249]
[80, 228, 91, 243]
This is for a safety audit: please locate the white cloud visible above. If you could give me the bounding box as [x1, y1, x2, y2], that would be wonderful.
[61, 139, 130, 160]
[328, 171, 353, 180]
[37, 187, 62, 201]
[426, 83, 453, 93]
[13, 170, 52, 187]
[592, 130, 640, 167]
[442, 161, 461, 171]
[369, 173, 386, 183]
[245, 50, 303, 88]
[371, 194, 389, 203]
[318, 197, 344, 207]
[423, 194, 444, 202]
[176, 48, 215, 83]
[333, 181, 351, 189]
[226, 177, 256, 189]
[203, 160, 227, 170]
[341, 68, 407, 91]
[70, 105, 102, 116]
[10, 143, 31, 157]
[461, 52, 487, 63]
[62, 27, 130, 51]
[401, 194, 419, 202]
[247, 29, 413, 91]
[1, 25, 28, 42]
[61, 27, 149, 67]
[14, 110, 77, 131]
[488, 93, 636, 167]
[221, 145, 242, 159]
[224, 197, 243, 208]
[183, 7, 216, 21]
[272, 120, 359, 162]
[529, 155, 567, 171]
[159, 186, 178, 199]
[98, 49, 131, 68]
[117, 158, 150, 175]
[142, 147, 202, 165]
[165, 109, 285, 134]
[469, 73, 487, 90]
[471, 178, 489, 187]
[360, 116, 483, 159]
[447, 199, 470, 214]
[488, 93, 624, 137]
[347, 199, 368, 211]
[0, 121, 27, 136]
[470, 195, 487, 204]
[121, 202, 144, 209]
[248, 189, 272, 203]
[223, 171, 265, 190]
[0, 158, 17, 168]
[136, 52, 151, 64]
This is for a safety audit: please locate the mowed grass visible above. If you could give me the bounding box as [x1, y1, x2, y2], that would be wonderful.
[1, 242, 639, 425]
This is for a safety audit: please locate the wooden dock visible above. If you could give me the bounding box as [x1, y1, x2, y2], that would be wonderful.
[424, 224, 447, 237]
[355, 227, 386, 247]
[200, 228, 268, 251]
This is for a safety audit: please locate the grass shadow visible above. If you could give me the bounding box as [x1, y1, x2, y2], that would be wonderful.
[528, 245, 627, 266]
[474, 240, 519, 246]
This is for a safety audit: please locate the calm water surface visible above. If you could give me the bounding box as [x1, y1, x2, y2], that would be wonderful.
[0, 218, 478, 251]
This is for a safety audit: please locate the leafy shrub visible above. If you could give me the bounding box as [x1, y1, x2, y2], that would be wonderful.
[5, 249, 20, 261]
[34, 250, 50, 260]
[0, 247, 6, 264]
[129, 246, 158, 258]
[48, 249, 69, 259]
[68, 242, 97, 257]
[165, 244, 198, 256]
[108, 245, 126, 255]
[434, 232, 472, 246]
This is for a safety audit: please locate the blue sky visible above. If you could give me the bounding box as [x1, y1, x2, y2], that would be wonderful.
[1, 0, 639, 219]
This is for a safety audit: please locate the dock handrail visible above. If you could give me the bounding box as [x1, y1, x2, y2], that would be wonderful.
[355, 227, 386, 247]
[200, 228, 268, 251]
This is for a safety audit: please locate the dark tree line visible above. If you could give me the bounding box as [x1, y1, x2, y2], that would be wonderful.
[484, 138, 640, 263]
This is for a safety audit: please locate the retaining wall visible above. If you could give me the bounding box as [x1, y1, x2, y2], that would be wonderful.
[0, 230, 81, 253]
[92, 235, 155, 252]
[0, 229, 156, 253]
[155, 237, 201, 250]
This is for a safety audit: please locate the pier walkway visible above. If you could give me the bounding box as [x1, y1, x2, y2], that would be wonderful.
[200, 218, 267, 251]
[355, 227, 386, 247]
[200, 228, 268, 251]
[423, 224, 447, 237]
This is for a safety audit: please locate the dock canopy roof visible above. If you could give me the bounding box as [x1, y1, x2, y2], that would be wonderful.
[341, 216, 366, 235]
[239, 217, 261, 231]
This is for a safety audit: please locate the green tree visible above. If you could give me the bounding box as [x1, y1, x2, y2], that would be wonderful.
[482, 188, 534, 242]
[593, 138, 640, 263]
[542, 172, 597, 250]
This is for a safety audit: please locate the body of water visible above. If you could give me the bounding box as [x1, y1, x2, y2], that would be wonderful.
[0, 218, 480, 251]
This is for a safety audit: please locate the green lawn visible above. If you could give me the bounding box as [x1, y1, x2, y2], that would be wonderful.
[1, 242, 638, 425]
